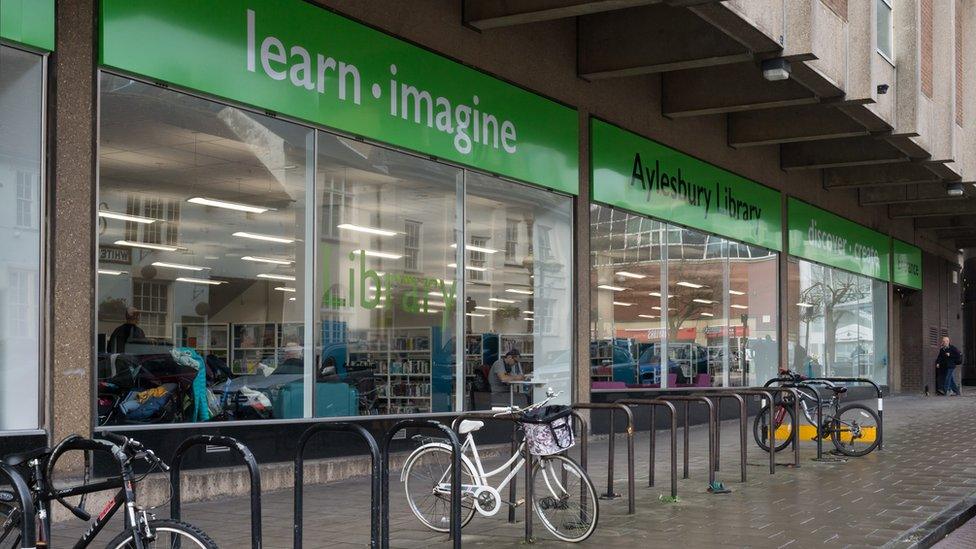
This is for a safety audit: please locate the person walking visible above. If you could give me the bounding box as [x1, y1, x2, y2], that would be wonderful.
[934, 336, 963, 396]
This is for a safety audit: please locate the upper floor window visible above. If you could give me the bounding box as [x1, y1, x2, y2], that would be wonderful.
[877, 0, 894, 62]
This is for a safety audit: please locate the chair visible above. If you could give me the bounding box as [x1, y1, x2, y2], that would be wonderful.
[667, 373, 678, 387]
[591, 381, 627, 390]
[693, 373, 711, 387]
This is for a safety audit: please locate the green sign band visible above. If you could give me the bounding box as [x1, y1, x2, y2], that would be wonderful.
[788, 197, 891, 281]
[892, 239, 922, 289]
[99, 0, 578, 194]
[0, 0, 55, 51]
[590, 118, 782, 251]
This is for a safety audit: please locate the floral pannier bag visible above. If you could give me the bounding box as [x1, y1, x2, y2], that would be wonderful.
[519, 405, 575, 456]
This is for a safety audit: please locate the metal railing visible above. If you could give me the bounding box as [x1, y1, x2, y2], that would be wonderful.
[381, 419, 462, 549]
[170, 435, 262, 549]
[294, 423, 380, 548]
[571, 403, 635, 513]
[615, 399, 678, 499]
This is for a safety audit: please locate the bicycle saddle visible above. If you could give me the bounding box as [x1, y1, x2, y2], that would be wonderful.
[458, 420, 485, 434]
[3, 446, 50, 467]
[827, 386, 848, 394]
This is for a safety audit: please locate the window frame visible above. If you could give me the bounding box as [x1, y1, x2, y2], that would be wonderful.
[876, 0, 895, 65]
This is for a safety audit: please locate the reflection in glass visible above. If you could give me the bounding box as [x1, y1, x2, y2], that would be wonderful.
[788, 259, 888, 383]
[465, 172, 573, 409]
[0, 46, 43, 430]
[96, 74, 308, 425]
[315, 134, 460, 416]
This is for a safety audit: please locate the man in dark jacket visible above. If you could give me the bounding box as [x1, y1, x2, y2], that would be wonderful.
[934, 336, 962, 396]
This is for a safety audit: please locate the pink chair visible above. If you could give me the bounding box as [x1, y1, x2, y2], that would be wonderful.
[592, 381, 627, 390]
[693, 374, 711, 387]
[667, 373, 678, 387]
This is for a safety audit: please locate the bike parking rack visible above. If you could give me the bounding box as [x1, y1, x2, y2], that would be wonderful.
[382, 419, 462, 549]
[803, 377, 883, 450]
[690, 391, 747, 482]
[753, 386, 804, 468]
[294, 423, 380, 549]
[571, 403, 635, 514]
[0, 463, 35, 549]
[170, 435, 262, 549]
[649, 395, 718, 490]
[615, 399, 678, 499]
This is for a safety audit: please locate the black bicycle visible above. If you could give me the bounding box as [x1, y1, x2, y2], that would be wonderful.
[0, 432, 217, 548]
[754, 372, 881, 457]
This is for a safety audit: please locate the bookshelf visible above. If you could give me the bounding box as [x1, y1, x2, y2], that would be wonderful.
[349, 326, 433, 414]
[174, 323, 229, 359]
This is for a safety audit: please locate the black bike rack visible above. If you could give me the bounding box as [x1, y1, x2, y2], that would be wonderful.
[0, 463, 35, 549]
[294, 423, 380, 549]
[571, 403, 635, 513]
[803, 377, 884, 450]
[170, 435, 262, 549]
[615, 399, 678, 499]
[381, 419, 462, 549]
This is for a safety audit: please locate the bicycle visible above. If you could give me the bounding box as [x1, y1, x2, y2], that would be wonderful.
[754, 372, 881, 457]
[0, 432, 217, 548]
[400, 390, 599, 543]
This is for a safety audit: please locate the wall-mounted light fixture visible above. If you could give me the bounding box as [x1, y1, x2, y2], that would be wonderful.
[877, 84, 889, 94]
[761, 58, 791, 81]
[947, 181, 964, 196]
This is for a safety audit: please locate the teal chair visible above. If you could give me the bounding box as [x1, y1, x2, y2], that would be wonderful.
[273, 381, 359, 419]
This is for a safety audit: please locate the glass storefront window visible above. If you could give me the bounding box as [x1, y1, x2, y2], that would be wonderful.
[0, 45, 44, 430]
[589, 204, 778, 389]
[97, 74, 309, 425]
[787, 259, 889, 383]
[465, 172, 573, 409]
[314, 134, 460, 417]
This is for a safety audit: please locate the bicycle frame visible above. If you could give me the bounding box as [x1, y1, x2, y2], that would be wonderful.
[433, 432, 526, 501]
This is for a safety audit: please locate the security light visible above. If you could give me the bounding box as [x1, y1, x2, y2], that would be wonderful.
[761, 58, 791, 81]
[947, 181, 964, 197]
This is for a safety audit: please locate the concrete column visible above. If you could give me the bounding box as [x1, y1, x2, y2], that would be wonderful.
[574, 110, 591, 406]
[778, 192, 789, 371]
[50, 0, 96, 447]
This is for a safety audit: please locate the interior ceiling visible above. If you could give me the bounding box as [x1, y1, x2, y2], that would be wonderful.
[461, 0, 970, 251]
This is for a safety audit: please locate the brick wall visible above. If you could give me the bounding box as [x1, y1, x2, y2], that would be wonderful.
[922, 0, 934, 98]
[899, 287, 924, 392]
[821, 0, 848, 21]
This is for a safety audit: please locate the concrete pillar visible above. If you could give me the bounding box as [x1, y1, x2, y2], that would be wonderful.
[50, 0, 95, 448]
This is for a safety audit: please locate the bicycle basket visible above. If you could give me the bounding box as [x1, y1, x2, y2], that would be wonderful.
[519, 405, 575, 456]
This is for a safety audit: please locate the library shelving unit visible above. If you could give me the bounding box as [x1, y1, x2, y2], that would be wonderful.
[174, 323, 229, 360]
[349, 326, 433, 414]
[230, 323, 278, 375]
[499, 333, 534, 375]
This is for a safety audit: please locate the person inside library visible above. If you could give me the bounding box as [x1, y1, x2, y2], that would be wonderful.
[489, 349, 529, 406]
[107, 306, 146, 353]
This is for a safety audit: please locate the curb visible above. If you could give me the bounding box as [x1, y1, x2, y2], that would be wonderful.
[886, 496, 976, 549]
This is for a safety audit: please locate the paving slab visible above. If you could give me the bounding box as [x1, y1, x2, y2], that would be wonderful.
[48, 393, 976, 548]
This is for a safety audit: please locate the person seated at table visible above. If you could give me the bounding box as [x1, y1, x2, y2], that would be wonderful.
[489, 349, 528, 406]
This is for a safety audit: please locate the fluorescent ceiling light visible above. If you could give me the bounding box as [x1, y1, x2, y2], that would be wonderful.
[701, 312, 714, 317]
[525, 318, 533, 322]
[652, 306, 662, 311]
[676, 281, 704, 289]
[693, 299, 714, 304]
[427, 301, 447, 307]
[652, 306, 677, 312]
[114, 240, 179, 252]
[177, 277, 225, 285]
[730, 304, 748, 310]
[428, 291, 444, 297]
[447, 263, 487, 272]
[475, 306, 498, 311]
[99, 211, 154, 224]
[274, 287, 296, 293]
[489, 297, 516, 304]
[233, 232, 294, 244]
[597, 284, 626, 292]
[257, 273, 296, 281]
[98, 269, 125, 276]
[523, 310, 534, 315]
[188, 197, 269, 214]
[242, 256, 293, 265]
[613, 301, 633, 307]
[351, 249, 402, 260]
[797, 302, 814, 308]
[289, 297, 296, 301]
[729, 290, 746, 296]
[506, 288, 533, 295]
[615, 271, 646, 279]
[337, 223, 398, 237]
[648, 292, 674, 299]
[425, 309, 441, 314]
[466, 313, 486, 318]
[152, 261, 208, 271]
[451, 243, 499, 254]
[637, 314, 656, 319]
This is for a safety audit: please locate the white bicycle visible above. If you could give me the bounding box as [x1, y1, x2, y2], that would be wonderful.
[400, 391, 599, 542]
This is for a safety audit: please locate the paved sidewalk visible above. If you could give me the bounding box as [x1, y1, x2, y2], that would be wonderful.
[50, 394, 976, 548]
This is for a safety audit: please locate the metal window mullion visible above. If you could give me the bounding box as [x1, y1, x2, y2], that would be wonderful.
[722, 239, 730, 388]
[455, 171, 466, 412]
[303, 131, 317, 418]
[660, 225, 669, 389]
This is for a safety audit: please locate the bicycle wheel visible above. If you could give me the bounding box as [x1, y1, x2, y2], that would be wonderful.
[105, 519, 218, 548]
[0, 502, 22, 549]
[403, 445, 477, 532]
[753, 404, 795, 453]
[831, 403, 881, 457]
[531, 454, 599, 543]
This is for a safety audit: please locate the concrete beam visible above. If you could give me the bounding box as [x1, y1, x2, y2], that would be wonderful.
[781, 136, 913, 171]
[463, 0, 661, 30]
[689, 2, 782, 53]
[916, 216, 976, 230]
[859, 184, 961, 206]
[579, 5, 752, 79]
[728, 105, 869, 148]
[663, 62, 818, 117]
[823, 163, 943, 189]
[889, 198, 976, 218]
